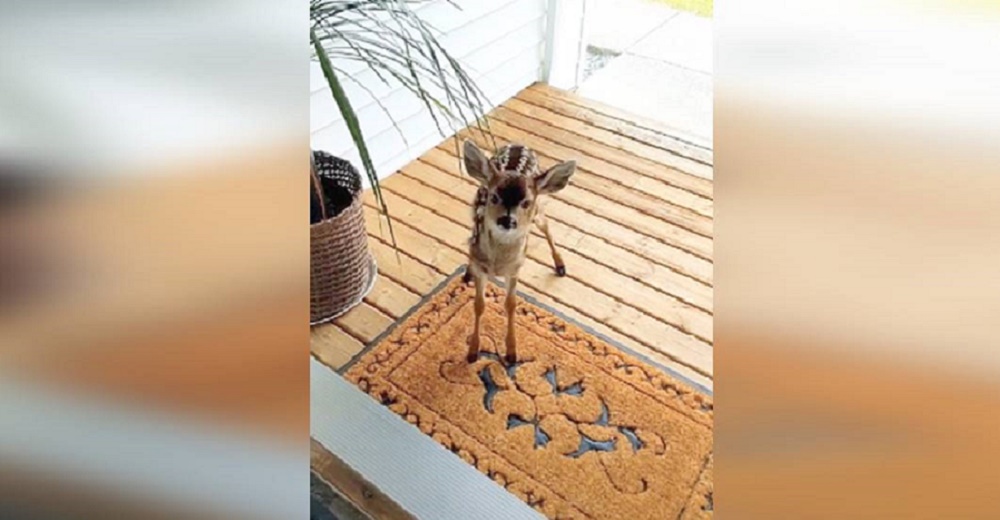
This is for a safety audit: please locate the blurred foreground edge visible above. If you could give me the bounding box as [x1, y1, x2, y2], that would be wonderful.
[716, 3, 1000, 509]
[0, 144, 308, 519]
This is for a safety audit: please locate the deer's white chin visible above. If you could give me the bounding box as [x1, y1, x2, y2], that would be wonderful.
[488, 224, 524, 244]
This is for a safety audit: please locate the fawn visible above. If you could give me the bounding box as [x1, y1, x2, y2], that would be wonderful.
[461, 140, 576, 364]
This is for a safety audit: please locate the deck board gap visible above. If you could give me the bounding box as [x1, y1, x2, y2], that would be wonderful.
[363, 190, 714, 353]
[413, 154, 714, 286]
[394, 167, 714, 314]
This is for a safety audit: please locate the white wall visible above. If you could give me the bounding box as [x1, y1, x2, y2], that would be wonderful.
[310, 0, 548, 185]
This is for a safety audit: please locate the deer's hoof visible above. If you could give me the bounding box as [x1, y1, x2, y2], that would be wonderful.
[467, 352, 479, 363]
[555, 265, 567, 277]
[505, 353, 518, 365]
[462, 270, 473, 284]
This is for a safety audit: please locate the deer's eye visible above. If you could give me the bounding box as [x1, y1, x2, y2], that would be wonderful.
[490, 193, 500, 205]
[520, 199, 531, 209]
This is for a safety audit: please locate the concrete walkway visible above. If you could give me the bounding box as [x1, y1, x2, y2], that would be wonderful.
[579, 0, 712, 146]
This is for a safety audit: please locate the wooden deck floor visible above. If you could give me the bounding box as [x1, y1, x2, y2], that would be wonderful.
[311, 83, 714, 389]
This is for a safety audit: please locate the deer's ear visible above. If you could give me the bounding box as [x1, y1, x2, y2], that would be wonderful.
[463, 140, 493, 184]
[536, 160, 576, 194]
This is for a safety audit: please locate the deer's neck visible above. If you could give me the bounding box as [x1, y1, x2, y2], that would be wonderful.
[470, 187, 527, 277]
[475, 231, 527, 277]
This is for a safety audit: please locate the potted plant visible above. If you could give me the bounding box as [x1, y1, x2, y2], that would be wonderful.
[309, 0, 494, 323]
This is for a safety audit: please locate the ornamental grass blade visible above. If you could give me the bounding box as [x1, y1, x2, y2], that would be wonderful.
[311, 27, 398, 253]
[312, 1, 496, 143]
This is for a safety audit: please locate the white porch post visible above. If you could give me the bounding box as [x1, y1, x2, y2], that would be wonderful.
[542, 0, 589, 90]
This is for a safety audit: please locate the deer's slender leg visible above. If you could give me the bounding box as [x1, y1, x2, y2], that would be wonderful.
[467, 269, 485, 363]
[536, 215, 566, 276]
[504, 276, 519, 364]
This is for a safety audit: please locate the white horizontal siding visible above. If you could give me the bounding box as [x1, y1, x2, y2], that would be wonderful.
[311, 0, 547, 185]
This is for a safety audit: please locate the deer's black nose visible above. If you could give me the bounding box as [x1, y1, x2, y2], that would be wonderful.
[497, 216, 516, 230]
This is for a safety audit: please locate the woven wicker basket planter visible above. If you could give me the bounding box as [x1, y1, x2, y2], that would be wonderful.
[310, 151, 377, 325]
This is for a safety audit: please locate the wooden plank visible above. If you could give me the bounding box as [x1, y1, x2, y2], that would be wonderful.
[361, 188, 713, 376]
[311, 474, 368, 520]
[504, 96, 713, 187]
[454, 123, 714, 259]
[526, 83, 713, 161]
[494, 108, 715, 228]
[365, 276, 421, 319]
[367, 185, 713, 386]
[517, 265, 712, 375]
[545, 206, 713, 311]
[490, 107, 713, 218]
[422, 147, 715, 280]
[481, 112, 714, 233]
[489, 106, 712, 198]
[520, 85, 714, 167]
[382, 173, 713, 343]
[312, 439, 416, 520]
[397, 161, 713, 312]
[367, 237, 445, 295]
[311, 324, 365, 371]
[474, 114, 713, 218]
[518, 288, 713, 391]
[362, 204, 467, 274]
[542, 197, 712, 283]
[335, 303, 394, 344]
[311, 361, 544, 520]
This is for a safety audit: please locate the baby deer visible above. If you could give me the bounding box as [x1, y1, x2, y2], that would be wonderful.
[462, 140, 576, 364]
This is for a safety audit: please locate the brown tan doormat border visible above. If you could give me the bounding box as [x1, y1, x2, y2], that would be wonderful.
[338, 267, 713, 398]
[340, 266, 714, 519]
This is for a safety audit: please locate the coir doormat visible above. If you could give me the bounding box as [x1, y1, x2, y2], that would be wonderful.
[344, 272, 713, 519]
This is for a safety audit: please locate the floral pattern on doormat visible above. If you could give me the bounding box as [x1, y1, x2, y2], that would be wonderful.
[345, 276, 713, 519]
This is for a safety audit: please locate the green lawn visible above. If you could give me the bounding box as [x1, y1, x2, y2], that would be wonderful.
[650, 0, 712, 17]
